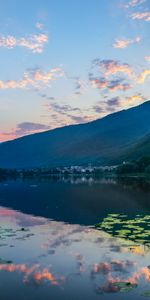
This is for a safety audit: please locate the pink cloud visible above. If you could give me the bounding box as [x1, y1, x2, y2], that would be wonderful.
[0, 122, 51, 142]
[93, 59, 134, 78]
[131, 11, 150, 21]
[0, 263, 63, 285]
[0, 33, 48, 53]
[125, 0, 146, 8]
[33, 269, 58, 285]
[89, 76, 132, 92]
[145, 56, 150, 62]
[0, 67, 64, 90]
[0, 132, 15, 142]
[113, 36, 141, 49]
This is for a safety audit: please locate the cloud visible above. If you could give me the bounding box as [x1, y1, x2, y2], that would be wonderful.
[113, 36, 141, 49]
[125, 0, 146, 8]
[15, 122, 50, 135]
[106, 266, 150, 290]
[44, 102, 81, 114]
[108, 79, 132, 92]
[1, 122, 51, 142]
[0, 132, 15, 143]
[92, 104, 105, 114]
[92, 59, 134, 78]
[39, 93, 55, 100]
[36, 22, 44, 30]
[111, 94, 145, 107]
[118, 94, 146, 109]
[131, 11, 150, 21]
[43, 99, 92, 127]
[0, 207, 46, 227]
[89, 75, 132, 92]
[68, 115, 88, 123]
[145, 56, 150, 62]
[0, 35, 16, 48]
[33, 269, 58, 285]
[0, 67, 64, 90]
[137, 69, 150, 83]
[0, 33, 48, 53]
[90, 56, 150, 95]
[44, 101, 89, 123]
[0, 264, 38, 280]
[106, 97, 121, 107]
[127, 94, 146, 102]
[91, 262, 111, 275]
[0, 263, 62, 286]
[74, 78, 86, 95]
[89, 58, 134, 96]
[89, 76, 109, 90]
[92, 94, 146, 116]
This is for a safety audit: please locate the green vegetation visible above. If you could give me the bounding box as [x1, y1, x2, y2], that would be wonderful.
[96, 213, 150, 246]
[1, 156, 150, 179]
[0, 168, 18, 178]
[112, 282, 137, 293]
[116, 156, 150, 176]
[0, 166, 114, 179]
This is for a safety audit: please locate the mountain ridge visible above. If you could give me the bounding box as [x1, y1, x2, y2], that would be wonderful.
[0, 101, 150, 169]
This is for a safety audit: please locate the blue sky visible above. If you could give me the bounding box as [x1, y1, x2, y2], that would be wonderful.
[0, 0, 150, 141]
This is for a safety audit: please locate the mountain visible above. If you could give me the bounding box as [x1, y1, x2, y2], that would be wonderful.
[0, 101, 150, 169]
[122, 134, 150, 161]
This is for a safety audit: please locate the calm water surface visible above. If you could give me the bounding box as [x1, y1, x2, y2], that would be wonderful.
[0, 177, 150, 299]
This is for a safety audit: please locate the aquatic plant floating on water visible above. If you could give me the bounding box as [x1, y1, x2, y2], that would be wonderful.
[95, 214, 150, 246]
[112, 281, 138, 293]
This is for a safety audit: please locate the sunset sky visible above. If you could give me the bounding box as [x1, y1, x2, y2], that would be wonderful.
[0, 0, 150, 142]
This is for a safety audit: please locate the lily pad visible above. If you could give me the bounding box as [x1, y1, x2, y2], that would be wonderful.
[95, 214, 150, 246]
[112, 281, 137, 293]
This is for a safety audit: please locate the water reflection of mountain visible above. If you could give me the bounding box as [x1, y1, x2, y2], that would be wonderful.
[0, 178, 150, 225]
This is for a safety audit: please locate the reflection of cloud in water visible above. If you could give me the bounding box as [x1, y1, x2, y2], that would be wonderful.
[0, 263, 64, 286]
[0, 207, 47, 227]
[1, 206, 150, 297]
[91, 260, 150, 294]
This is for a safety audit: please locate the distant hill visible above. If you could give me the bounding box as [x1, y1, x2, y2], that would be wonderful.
[0, 101, 150, 169]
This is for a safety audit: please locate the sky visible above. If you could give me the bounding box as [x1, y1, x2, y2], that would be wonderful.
[0, 0, 150, 142]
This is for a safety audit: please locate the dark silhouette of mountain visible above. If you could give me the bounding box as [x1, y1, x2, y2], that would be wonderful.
[122, 134, 150, 161]
[0, 101, 150, 169]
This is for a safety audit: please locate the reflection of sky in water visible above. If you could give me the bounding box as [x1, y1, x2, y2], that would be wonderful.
[0, 207, 150, 299]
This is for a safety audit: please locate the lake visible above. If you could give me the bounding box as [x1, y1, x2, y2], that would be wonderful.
[0, 177, 150, 299]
